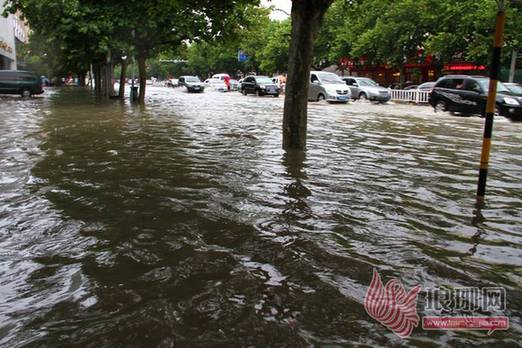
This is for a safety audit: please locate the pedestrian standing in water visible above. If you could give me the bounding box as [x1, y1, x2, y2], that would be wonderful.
[224, 75, 231, 91]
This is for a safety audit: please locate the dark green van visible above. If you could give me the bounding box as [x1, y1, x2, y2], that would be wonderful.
[0, 70, 44, 97]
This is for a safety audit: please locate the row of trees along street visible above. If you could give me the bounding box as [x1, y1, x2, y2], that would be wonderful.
[4, 0, 522, 149]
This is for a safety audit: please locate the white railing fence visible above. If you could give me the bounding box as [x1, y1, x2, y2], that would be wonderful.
[390, 90, 431, 104]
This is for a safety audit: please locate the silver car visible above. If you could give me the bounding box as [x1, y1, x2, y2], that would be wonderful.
[308, 71, 351, 103]
[342, 77, 391, 103]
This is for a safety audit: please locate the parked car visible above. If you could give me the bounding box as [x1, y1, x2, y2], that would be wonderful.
[417, 82, 436, 92]
[309, 71, 350, 103]
[229, 79, 239, 91]
[504, 83, 522, 95]
[241, 75, 280, 97]
[166, 78, 179, 87]
[272, 75, 286, 92]
[341, 76, 389, 102]
[211, 73, 230, 81]
[179, 76, 204, 93]
[429, 75, 522, 119]
[204, 78, 228, 92]
[0, 70, 44, 97]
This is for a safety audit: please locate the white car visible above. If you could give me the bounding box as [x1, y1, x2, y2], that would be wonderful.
[204, 79, 228, 92]
[308, 71, 351, 103]
[211, 73, 230, 81]
[167, 78, 179, 87]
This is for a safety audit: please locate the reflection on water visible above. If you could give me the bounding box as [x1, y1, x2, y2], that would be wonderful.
[0, 88, 521, 347]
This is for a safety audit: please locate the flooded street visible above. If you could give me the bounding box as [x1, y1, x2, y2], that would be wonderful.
[0, 87, 521, 347]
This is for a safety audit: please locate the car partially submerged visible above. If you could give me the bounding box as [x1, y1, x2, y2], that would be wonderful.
[309, 71, 350, 103]
[430, 75, 522, 119]
[342, 76, 390, 102]
[241, 75, 280, 97]
[179, 76, 204, 93]
[204, 78, 228, 92]
[0, 70, 44, 97]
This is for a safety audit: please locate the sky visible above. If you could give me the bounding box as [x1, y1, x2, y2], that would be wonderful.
[261, 0, 292, 21]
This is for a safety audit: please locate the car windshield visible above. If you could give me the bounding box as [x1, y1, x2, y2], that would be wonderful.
[317, 73, 344, 84]
[506, 84, 522, 94]
[476, 79, 510, 93]
[186, 77, 200, 83]
[255, 76, 273, 84]
[358, 78, 378, 87]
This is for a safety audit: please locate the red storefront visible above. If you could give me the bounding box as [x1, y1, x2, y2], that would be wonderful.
[339, 55, 487, 87]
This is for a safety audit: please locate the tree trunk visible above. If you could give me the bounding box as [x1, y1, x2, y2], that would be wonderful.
[509, 49, 517, 83]
[137, 54, 147, 104]
[78, 72, 86, 87]
[108, 62, 115, 96]
[119, 61, 127, 98]
[94, 64, 102, 96]
[100, 64, 108, 97]
[282, 0, 333, 150]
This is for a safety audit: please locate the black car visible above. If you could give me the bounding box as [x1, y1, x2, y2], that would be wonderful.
[178, 76, 204, 93]
[0, 70, 44, 97]
[241, 75, 280, 97]
[430, 75, 522, 119]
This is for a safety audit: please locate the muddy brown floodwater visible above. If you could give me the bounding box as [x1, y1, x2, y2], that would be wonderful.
[0, 87, 521, 347]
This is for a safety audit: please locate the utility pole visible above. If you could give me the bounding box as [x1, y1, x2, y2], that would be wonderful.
[476, 0, 507, 204]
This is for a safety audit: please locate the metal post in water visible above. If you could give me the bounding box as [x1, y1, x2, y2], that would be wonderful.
[476, 0, 506, 204]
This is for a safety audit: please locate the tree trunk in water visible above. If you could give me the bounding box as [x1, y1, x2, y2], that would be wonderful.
[509, 49, 517, 83]
[282, 0, 332, 150]
[98, 65, 105, 97]
[137, 55, 147, 104]
[78, 72, 86, 87]
[94, 64, 101, 96]
[100, 64, 108, 97]
[119, 61, 127, 98]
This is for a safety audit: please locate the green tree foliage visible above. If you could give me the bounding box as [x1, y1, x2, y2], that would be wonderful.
[4, 0, 262, 101]
[182, 5, 272, 77]
[258, 20, 291, 74]
[328, 0, 522, 68]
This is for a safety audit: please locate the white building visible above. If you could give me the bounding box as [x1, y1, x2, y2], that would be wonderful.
[0, 2, 18, 70]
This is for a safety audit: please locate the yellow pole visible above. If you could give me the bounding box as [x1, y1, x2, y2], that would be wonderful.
[477, 1, 506, 204]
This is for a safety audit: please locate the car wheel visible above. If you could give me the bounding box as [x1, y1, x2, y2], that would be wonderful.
[274, 94, 279, 98]
[359, 93, 368, 101]
[317, 93, 326, 102]
[242, 88, 247, 96]
[256, 89, 263, 97]
[21, 89, 32, 98]
[494, 105, 501, 116]
[434, 100, 447, 113]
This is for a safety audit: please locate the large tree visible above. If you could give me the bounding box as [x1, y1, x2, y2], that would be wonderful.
[5, 0, 262, 103]
[282, 0, 334, 150]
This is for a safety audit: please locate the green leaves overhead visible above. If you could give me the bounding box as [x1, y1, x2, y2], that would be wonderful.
[329, 0, 522, 67]
[4, 0, 262, 72]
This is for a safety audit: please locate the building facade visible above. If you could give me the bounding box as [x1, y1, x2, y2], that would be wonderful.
[0, 3, 18, 70]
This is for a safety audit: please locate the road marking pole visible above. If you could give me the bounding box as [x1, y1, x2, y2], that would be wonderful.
[477, 1, 506, 205]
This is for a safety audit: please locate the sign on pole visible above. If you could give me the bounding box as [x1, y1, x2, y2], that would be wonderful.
[238, 50, 249, 63]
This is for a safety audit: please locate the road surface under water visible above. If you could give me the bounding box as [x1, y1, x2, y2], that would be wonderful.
[0, 87, 521, 347]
